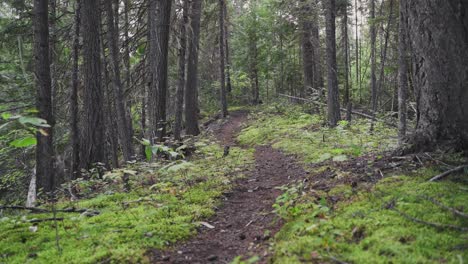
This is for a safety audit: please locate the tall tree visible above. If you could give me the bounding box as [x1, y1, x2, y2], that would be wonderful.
[301, 0, 315, 97]
[397, 0, 407, 144]
[148, 0, 172, 143]
[80, 0, 106, 170]
[370, 0, 377, 112]
[219, 0, 228, 117]
[223, 1, 232, 93]
[105, 0, 134, 161]
[341, 0, 351, 120]
[249, 7, 260, 104]
[70, 0, 81, 178]
[33, 0, 54, 192]
[377, 0, 394, 106]
[406, 1, 468, 151]
[354, 0, 359, 102]
[174, 0, 189, 141]
[185, 0, 202, 136]
[325, 0, 341, 126]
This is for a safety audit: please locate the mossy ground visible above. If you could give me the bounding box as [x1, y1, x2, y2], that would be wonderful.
[237, 104, 397, 163]
[272, 171, 468, 264]
[237, 104, 468, 263]
[0, 142, 254, 263]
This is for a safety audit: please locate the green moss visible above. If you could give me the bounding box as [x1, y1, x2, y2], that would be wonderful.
[272, 169, 468, 264]
[238, 108, 397, 163]
[0, 143, 254, 263]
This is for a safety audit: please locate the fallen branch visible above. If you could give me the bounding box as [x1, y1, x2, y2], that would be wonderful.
[428, 165, 468, 182]
[422, 195, 468, 219]
[0, 205, 93, 214]
[278, 94, 397, 127]
[28, 217, 64, 223]
[393, 208, 468, 232]
[0, 205, 48, 213]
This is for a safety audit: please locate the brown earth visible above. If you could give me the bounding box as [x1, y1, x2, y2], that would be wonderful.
[149, 111, 307, 263]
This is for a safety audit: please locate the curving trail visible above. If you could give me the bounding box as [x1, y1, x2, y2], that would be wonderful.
[151, 111, 306, 263]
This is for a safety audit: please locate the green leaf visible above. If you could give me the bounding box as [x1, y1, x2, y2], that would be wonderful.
[145, 146, 152, 161]
[10, 137, 37, 148]
[18, 117, 50, 127]
[1, 113, 11, 120]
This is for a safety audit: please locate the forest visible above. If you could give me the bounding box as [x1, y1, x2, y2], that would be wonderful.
[0, 0, 467, 263]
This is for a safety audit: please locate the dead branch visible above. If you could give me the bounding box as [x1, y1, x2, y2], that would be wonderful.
[422, 195, 468, 219]
[0, 205, 93, 214]
[278, 93, 397, 127]
[28, 217, 64, 223]
[428, 165, 468, 182]
[393, 208, 468, 232]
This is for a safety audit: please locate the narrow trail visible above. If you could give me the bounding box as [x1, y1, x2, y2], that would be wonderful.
[151, 111, 307, 263]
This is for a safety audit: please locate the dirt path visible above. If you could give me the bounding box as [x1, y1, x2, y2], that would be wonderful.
[151, 111, 306, 263]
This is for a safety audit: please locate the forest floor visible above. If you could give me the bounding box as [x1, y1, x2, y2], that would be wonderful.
[1, 104, 467, 264]
[150, 110, 307, 263]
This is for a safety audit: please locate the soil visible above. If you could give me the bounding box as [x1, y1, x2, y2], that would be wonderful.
[149, 111, 307, 263]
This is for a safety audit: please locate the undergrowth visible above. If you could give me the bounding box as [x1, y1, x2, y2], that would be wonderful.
[272, 169, 468, 264]
[238, 104, 397, 163]
[238, 104, 467, 263]
[0, 141, 254, 263]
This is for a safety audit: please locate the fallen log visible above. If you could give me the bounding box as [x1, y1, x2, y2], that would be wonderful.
[278, 93, 397, 127]
[0, 205, 93, 214]
[28, 217, 64, 223]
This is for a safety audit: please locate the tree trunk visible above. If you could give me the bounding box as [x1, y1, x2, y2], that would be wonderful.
[354, 0, 359, 103]
[301, 1, 315, 97]
[34, 0, 54, 192]
[174, 0, 188, 141]
[185, 0, 202, 136]
[342, 3, 351, 121]
[325, 0, 341, 126]
[105, 0, 134, 161]
[397, 0, 408, 144]
[249, 18, 260, 104]
[70, 0, 81, 179]
[102, 31, 119, 169]
[406, 1, 468, 152]
[223, 1, 232, 94]
[80, 0, 106, 170]
[148, 0, 172, 143]
[123, 0, 134, 149]
[218, 0, 229, 117]
[377, 0, 394, 107]
[370, 0, 377, 112]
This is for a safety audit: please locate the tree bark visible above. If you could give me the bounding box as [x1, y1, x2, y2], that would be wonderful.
[185, 0, 202, 136]
[301, 0, 315, 97]
[123, 0, 134, 149]
[370, 0, 377, 112]
[377, 0, 394, 108]
[406, 1, 468, 152]
[80, 0, 106, 170]
[223, 1, 232, 94]
[34, 0, 54, 192]
[70, 0, 81, 179]
[174, 0, 189, 141]
[148, 0, 172, 143]
[342, 2, 351, 121]
[397, 0, 407, 145]
[105, 0, 134, 161]
[325, 0, 341, 126]
[355, 0, 360, 103]
[219, 0, 229, 117]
